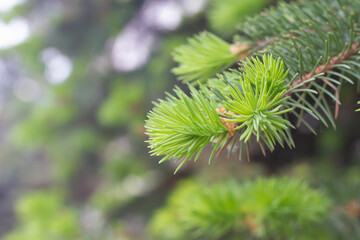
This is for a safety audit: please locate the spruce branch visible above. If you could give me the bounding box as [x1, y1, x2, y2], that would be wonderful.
[258, 1, 360, 131]
[286, 42, 360, 118]
[287, 43, 360, 92]
[237, 0, 360, 44]
[145, 0, 360, 171]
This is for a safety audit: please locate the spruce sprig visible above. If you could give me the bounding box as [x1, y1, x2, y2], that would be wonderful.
[222, 55, 294, 149]
[172, 32, 247, 84]
[145, 86, 229, 173]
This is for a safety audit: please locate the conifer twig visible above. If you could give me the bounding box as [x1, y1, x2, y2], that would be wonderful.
[288, 42, 359, 91]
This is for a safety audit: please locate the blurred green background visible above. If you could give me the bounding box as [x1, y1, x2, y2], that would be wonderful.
[0, 0, 360, 239]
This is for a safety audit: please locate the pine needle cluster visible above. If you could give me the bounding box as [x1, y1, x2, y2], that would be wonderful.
[146, 86, 229, 173]
[172, 32, 240, 84]
[223, 56, 294, 148]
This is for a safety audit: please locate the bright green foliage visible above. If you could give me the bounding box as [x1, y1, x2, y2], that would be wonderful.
[172, 32, 239, 84]
[146, 0, 360, 170]
[145, 86, 229, 172]
[357, 101, 360, 112]
[150, 177, 331, 239]
[223, 56, 294, 148]
[242, 55, 290, 90]
[207, 0, 268, 36]
[3, 192, 82, 240]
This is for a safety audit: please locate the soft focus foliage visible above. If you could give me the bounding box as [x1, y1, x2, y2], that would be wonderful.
[4, 193, 82, 240]
[150, 177, 331, 239]
[97, 80, 145, 127]
[207, 0, 269, 36]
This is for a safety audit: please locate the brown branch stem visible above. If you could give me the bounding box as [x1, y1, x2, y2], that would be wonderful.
[286, 41, 359, 118]
[288, 42, 359, 93]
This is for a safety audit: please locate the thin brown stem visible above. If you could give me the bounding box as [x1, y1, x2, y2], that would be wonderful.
[286, 42, 359, 118]
[288, 42, 359, 93]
